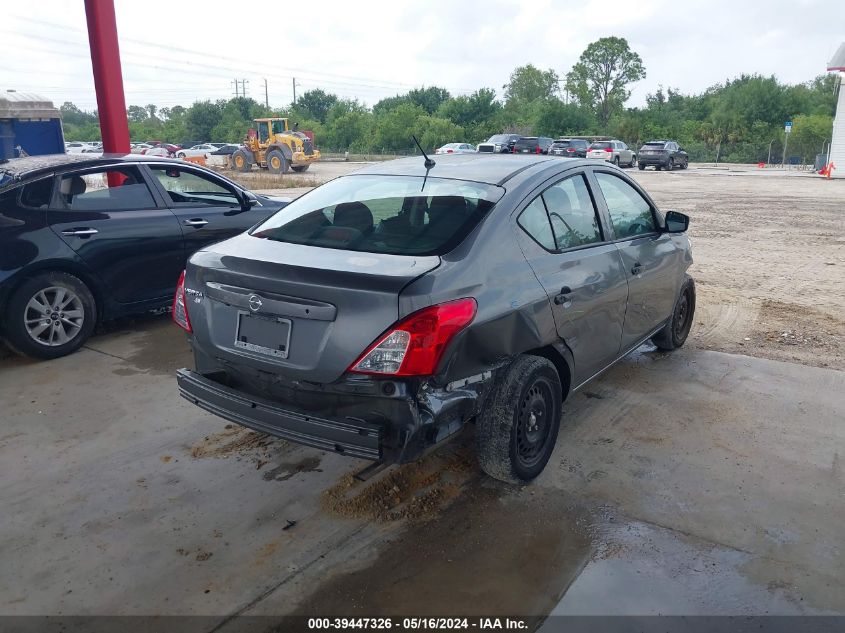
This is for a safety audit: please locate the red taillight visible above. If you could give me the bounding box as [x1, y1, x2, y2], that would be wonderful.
[348, 298, 477, 376]
[447, 149, 454, 153]
[172, 270, 192, 332]
[566, 148, 575, 153]
[604, 148, 612, 152]
[535, 146, 541, 154]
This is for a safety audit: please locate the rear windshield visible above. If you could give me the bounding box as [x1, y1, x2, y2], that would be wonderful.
[590, 142, 612, 149]
[487, 135, 510, 143]
[552, 141, 572, 147]
[251, 175, 505, 256]
[644, 141, 666, 147]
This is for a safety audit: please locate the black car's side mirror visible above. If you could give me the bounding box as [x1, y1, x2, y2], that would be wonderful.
[240, 190, 260, 211]
[664, 210, 689, 233]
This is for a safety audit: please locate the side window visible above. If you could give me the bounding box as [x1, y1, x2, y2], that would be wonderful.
[150, 166, 239, 206]
[542, 174, 603, 249]
[56, 167, 155, 211]
[20, 177, 54, 209]
[517, 197, 555, 251]
[594, 172, 657, 238]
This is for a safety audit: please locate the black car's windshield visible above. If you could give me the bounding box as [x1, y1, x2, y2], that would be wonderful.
[252, 175, 505, 256]
[488, 135, 509, 143]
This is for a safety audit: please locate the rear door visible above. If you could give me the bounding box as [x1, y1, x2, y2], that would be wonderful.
[589, 169, 681, 350]
[513, 171, 628, 385]
[144, 164, 272, 255]
[47, 164, 184, 304]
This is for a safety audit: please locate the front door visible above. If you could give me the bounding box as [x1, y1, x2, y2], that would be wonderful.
[47, 165, 185, 304]
[514, 172, 629, 385]
[590, 170, 682, 350]
[145, 165, 267, 256]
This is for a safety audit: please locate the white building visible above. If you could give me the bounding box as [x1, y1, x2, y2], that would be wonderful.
[828, 43, 845, 178]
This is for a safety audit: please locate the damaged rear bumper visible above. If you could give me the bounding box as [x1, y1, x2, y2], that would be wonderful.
[177, 368, 382, 460]
[176, 367, 491, 463]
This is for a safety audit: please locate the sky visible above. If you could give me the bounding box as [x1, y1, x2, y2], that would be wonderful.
[2, 0, 844, 112]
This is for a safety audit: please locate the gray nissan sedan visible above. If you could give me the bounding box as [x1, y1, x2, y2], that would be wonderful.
[175, 154, 694, 483]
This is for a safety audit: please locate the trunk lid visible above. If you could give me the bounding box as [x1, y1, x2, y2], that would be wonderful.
[187, 233, 440, 383]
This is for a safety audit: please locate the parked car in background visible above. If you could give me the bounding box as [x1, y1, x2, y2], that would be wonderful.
[512, 136, 553, 154]
[435, 143, 477, 154]
[549, 138, 589, 158]
[637, 140, 688, 170]
[176, 144, 219, 159]
[65, 142, 94, 154]
[477, 134, 522, 153]
[587, 140, 636, 167]
[174, 154, 694, 484]
[130, 143, 154, 154]
[210, 144, 241, 156]
[146, 143, 182, 158]
[0, 154, 290, 359]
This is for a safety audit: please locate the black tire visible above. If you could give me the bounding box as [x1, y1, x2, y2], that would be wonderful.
[477, 355, 562, 484]
[629, 155, 637, 168]
[652, 275, 696, 351]
[265, 149, 289, 174]
[231, 149, 252, 172]
[176, 152, 186, 158]
[291, 164, 310, 172]
[666, 158, 674, 171]
[681, 159, 689, 170]
[3, 271, 97, 359]
[638, 162, 646, 170]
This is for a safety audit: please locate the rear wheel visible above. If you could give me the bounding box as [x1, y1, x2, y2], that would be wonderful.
[638, 162, 646, 170]
[291, 164, 310, 173]
[266, 150, 289, 174]
[477, 355, 562, 484]
[3, 271, 97, 359]
[666, 158, 674, 171]
[629, 155, 637, 168]
[231, 149, 251, 172]
[652, 275, 696, 351]
[177, 152, 186, 158]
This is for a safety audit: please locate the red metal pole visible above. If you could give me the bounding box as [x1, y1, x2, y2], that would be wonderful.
[84, 0, 130, 154]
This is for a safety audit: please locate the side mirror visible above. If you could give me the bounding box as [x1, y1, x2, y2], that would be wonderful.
[664, 210, 689, 233]
[241, 190, 260, 210]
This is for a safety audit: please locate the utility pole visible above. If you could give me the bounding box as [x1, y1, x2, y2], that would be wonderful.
[263, 78, 269, 108]
[292, 77, 297, 106]
[240, 79, 249, 97]
[232, 79, 239, 97]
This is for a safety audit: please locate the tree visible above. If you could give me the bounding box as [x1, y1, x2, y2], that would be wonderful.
[185, 100, 223, 141]
[566, 36, 646, 128]
[407, 86, 451, 114]
[503, 65, 560, 106]
[127, 105, 149, 123]
[296, 89, 338, 123]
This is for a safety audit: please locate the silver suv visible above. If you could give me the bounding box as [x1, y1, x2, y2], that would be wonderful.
[586, 140, 637, 167]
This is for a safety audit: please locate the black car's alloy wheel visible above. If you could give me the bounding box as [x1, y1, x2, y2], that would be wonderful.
[3, 272, 97, 359]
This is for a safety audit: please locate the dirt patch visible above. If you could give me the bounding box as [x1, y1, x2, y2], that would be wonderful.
[262, 455, 323, 481]
[321, 437, 476, 522]
[187, 425, 291, 466]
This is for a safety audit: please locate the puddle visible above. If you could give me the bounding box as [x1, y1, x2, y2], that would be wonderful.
[187, 425, 292, 467]
[321, 436, 476, 522]
[292, 484, 593, 617]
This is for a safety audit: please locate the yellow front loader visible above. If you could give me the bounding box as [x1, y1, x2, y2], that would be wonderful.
[231, 118, 320, 173]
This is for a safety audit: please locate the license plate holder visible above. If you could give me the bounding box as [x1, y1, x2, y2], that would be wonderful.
[234, 311, 291, 359]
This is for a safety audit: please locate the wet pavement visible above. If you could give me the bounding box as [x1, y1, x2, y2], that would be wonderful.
[0, 317, 843, 624]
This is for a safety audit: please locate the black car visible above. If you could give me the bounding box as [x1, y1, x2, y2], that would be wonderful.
[637, 140, 688, 170]
[175, 154, 695, 483]
[549, 138, 589, 158]
[0, 154, 289, 359]
[512, 136, 553, 154]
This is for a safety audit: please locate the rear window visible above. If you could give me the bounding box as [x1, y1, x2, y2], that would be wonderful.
[552, 141, 572, 147]
[252, 175, 505, 256]
[644, 141, 666, 147]
[590, 142, 612, 149]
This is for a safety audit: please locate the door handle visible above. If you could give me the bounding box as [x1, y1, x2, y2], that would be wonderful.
[631, 262, 642, 275]
[553, 286, 572, 306]
[183, 219, 208, 227]
[60, 228, 98, 236]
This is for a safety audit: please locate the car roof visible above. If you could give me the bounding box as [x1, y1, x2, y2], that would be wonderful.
[350, 154, 587, 186]
[0, 153, 184, 183]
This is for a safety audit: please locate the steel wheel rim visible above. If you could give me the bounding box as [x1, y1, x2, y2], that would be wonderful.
[673, 291, 691, 339]
[515, 378, 553, 468]
[24, 286, 84, 347]
[234, 155, 244, 168]
[270, 156, 280, 169]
